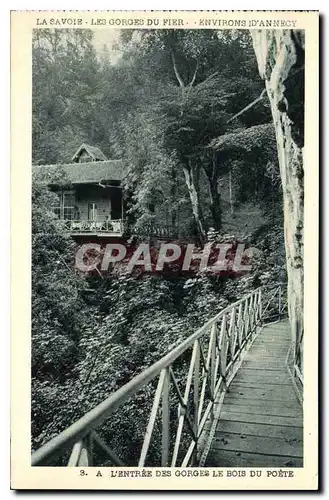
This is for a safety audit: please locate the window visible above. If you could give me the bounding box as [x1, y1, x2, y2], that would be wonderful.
[51, 190, 76, 220]
[88, 202, 98, 221]
[52, 192, 61, 219]
[63, 192, 75, 220]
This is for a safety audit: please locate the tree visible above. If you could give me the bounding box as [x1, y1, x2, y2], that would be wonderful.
[111, 109, 183, 231]
[208, 123, 281, 213]
[115, 29, 270, 240]
[251, 30, 304, 374]
[31, 169, 96, 447]
[31, 28, 291, 460]
[32, 29, 101, 164]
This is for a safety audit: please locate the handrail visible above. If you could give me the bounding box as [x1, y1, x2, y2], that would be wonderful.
[32, 283, 288, 467]
[60, 219, 124, 234]
[129, 223, 180, 238]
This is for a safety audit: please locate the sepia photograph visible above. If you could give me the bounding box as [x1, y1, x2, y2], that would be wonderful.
[10, 10, 318, 490]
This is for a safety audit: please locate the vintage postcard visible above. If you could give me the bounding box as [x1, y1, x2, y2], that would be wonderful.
[11, 10, 319, 490]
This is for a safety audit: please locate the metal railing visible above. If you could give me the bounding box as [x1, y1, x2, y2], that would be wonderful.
[31, 283, 290, 467]
[128, 224, 180, 239]
[58, 220, 181, 238]
[260, 284, 303, 402]
[58, 219, 124, 235]
[261, 282, 288, 322]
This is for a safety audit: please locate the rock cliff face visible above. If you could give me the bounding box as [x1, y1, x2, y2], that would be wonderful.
[252, 30, 304, 373]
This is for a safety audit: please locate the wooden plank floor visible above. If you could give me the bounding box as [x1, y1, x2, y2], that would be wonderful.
[205, 321, 303, 467]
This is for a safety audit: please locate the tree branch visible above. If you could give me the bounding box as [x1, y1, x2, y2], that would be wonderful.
[195, 71, 219, 90]
[189, 59, 199, 88]
[226, 88, 267, 124]
[171, 51, 185, 88]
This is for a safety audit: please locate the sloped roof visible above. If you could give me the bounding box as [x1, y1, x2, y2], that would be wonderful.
[33, 160, 124, 184]
[71, 143, 108, 162]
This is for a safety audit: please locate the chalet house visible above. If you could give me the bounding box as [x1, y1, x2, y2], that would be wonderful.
[34, 144, 125, 237]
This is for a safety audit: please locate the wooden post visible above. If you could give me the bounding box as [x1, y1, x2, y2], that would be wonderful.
[67, 441, 83, 466]
[229, 169, 234, 214]
[210, 323, 217, 419]
[78, 438, 90, 466]
[139, 370, 166, 467]
[249, 295, 254, 336]
[251, 294, 256, 334]
[193, 340, 200, 464]
[242, 299, 249, 344]
[259, 288, 263, 326]
[161, 368, 170, 467]
[219, 314, 227, 378]
[229, 307, 236, 359]
[87, 432, 93, 466]
[67, 437, 91, 467]
[237, 303, 243, 352]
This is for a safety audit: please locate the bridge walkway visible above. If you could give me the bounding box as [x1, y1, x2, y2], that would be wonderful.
[204, 321, 303, 467]
[31, 285, 304, 469]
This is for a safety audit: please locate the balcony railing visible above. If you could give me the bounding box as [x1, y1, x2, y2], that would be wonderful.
[57, 219, 124, 236]
[131, 224, 180, 239]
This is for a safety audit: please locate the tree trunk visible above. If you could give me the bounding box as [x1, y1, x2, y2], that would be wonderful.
[251, 30, 304, 375]
[182, 160, 206, 243]
[170, 166, 177, 228]
[203, 154, 221, 231]
[209, 180, 222, 231]
[229, 170, 234, 214]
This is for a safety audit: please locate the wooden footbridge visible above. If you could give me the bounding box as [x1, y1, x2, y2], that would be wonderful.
[32, 284, 303, 468]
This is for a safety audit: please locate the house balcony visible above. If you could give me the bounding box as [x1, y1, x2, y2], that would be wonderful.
[58, 219, 124, 237]
[56, 219, 187, 240]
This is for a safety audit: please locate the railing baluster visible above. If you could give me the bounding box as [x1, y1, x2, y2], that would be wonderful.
[192, 340, 200, 465]
[77, 439, 89, 466]
[251, 294, 256, 332]
[138, 370, 166, 467]
[254, 291, 258, 326]
[33, 283, 288, 467]
[219, 314, 228, 379]
[197, 341, 210, 424]
[210, 323, 217, 418]
[171, 342, 198, 467]
[210, 325, 221, 400]
[161, 368, 170, 467]
[244, 298, 250, 339]
[237, 303, 243, 350]
[67, 435, 91, 466]
[248, 297, 252, 334]
[92, 431, 125, 466]
[67, 441, 83, 466]
[88, 432, 93, 466]
[241, 300, 247, 343]
[254, 292, 257, 328]
[169, 368, 196, 441]
[181, 441, 196, 467]
[229, 307, 236, 359]
[258, 288, 262, 325]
